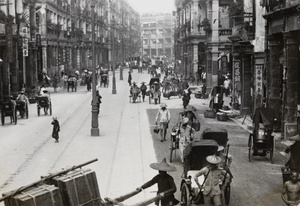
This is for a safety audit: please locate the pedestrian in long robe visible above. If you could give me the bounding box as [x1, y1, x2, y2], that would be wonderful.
[51, 116, 60, 143]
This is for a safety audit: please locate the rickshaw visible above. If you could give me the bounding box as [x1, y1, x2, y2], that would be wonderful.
[1, 101, 17, 125]
[15, 100, 29, 119]
[248, 107, 275, 163]
[100, 69, 109, 87]
[209, 86, 224, 111]
[169, 107, 201, 163]
[180, 139, 231, 205]
[67, 76, 77, 92]
[202, 128, 229, 153]
[36, 95, 52, 116]
[148, 77, 161, 104]
[162, 78, 181, 99]
[129, 86, 141, 103]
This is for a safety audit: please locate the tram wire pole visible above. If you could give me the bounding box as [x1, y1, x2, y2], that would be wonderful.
[91, 4, 99, 136]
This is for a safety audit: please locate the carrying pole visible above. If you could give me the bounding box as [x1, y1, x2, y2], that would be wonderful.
[0, 158, 98, 202]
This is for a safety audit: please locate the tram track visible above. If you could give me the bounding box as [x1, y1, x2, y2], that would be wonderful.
[0, 86, 103, 192]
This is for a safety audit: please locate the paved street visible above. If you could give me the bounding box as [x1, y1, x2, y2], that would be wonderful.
[0, 69, 289, 206]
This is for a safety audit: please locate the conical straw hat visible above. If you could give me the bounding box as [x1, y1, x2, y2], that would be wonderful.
[150, 158, 177, 172]
[206, 155, 222, 164]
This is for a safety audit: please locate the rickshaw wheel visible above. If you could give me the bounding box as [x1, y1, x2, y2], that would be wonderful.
[180, 183, 191, 206]
[14, 110, 17, 124]
[50, 102, 52, 115]
[75, 85, 77, 92]
[37, 106, 40, 116]
[1, 112, 5, 125]
[67, 85, 70, 92]
[248, 134, 253, 162]
[169, 140, 174, 162]
[149, 96, 151, 104]
[158, 96, 161, 104]
[270, 149, 274, 164]
[224, 185, 230, 205]
[26, 105, 29, 119]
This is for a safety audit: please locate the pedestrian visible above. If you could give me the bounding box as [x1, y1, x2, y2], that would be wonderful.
[178, 117, 195, 162]
[52, 74, 58, 92]
[140, 81, 147, 102]
[16, 90, 29, 118]
[128, 71, 132, 86]
[51, 116, 60, 143]
[41, 90, 50, 115]
[282, 172, 300, 206]
[182, 89, 192, 109]
[193, 155, 230, 206]
[136, 158, 179, 206]
[155, 103, 170, 142]
[223, 76, 232, 97]
[9, 96, 16, 123]
[96, 90, 102, 115]
[201, 70, 207, 84]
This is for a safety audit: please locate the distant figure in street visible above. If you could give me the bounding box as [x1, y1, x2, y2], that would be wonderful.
[201, 70, 207, 84]
[96, 90, 102, 115]
[282, 172, 300, 206]
[155, 103, 170, 142]
[140, 81, 147, 102]
[128, 71, 132, 86]
[136, 158, 179, 206]
[51, 116, 60, 143]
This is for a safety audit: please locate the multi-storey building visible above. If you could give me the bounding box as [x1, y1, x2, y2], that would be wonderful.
[0, 0, 140, 101]
[262, 0, 300, 137]
[140, 12, 175, 59]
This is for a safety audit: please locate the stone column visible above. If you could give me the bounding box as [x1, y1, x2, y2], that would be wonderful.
[268, 36, 283, 132]
[285, 33, 299, 136]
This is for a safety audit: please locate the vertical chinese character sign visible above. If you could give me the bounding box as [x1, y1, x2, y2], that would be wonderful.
[233, 60, 241, 105]
[255, 65, 263, 96]
[22, 27, 28, 57]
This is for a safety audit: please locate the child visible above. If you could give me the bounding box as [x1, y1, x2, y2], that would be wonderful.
[51, 116, 60, 143]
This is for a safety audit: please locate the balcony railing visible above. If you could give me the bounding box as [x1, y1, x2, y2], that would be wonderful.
[219, 29, 232, 36]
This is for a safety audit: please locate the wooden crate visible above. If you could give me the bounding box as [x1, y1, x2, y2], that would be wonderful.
[50, 169, 103, 206]
[4, 184, 63, 206]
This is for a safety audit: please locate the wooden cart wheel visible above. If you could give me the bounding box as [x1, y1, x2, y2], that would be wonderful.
[248, 134, 253, 162]
[37, 106, 40, 116]
[67, 84, 70, 92]
[50, 102, 52, 116]
[1, 112, 5, 125]
[149, 96, 151, 104]
[180, 182, 191, 206]
[26, 104, 29, 119]
[14, 110, 17, 125]
[75, 85, 77, 92]
[224, 185, 231, 205]
[170, 138, 174, 163]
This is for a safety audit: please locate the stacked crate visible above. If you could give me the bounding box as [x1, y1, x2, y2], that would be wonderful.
[4, 184, 63, 206]
[49, 169, 103, 206]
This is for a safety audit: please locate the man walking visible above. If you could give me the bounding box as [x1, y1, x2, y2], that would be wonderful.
[155, 103, 170, 142]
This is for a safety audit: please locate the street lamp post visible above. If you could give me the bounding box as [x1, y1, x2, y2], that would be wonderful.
[91, 4, 99, 136]
[111, 16, 117, 94]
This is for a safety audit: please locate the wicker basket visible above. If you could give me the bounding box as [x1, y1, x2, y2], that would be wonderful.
[217, 112, 227, 121]
[204, 110, 216, 118]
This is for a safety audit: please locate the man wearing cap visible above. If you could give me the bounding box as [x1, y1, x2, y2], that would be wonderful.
[140, 82, 147, 102]
[178, 117, 195, 162]
[155, 103, 171, 142]
[194, 155, 230, 206]
[136, 158, 179, 206]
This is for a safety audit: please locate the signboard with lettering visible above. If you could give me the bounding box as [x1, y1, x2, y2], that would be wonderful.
[233, 60, 241, 105]
[255, 65, 263, 96]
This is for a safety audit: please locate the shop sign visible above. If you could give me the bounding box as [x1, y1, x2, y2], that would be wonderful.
[255, 65, 263, 95]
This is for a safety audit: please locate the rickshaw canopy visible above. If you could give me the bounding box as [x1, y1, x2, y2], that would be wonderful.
[202, 128, 228, 147]
[149, 77, 160, 86]
[183, 139, 219, 172]
[253, 107, 275, 129]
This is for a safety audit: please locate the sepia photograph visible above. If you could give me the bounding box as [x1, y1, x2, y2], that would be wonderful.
[0, 0, 300, 206]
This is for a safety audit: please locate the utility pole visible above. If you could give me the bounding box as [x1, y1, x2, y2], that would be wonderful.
[111, 15, 116, 94]
[90, 4, 99, 136]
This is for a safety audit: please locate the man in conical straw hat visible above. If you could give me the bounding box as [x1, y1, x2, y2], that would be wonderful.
[136, 158, 179, 206]
[193, 155, 231, 206]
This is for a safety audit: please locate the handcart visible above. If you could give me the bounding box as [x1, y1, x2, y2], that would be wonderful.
[15, 100, 29, 119]
[36, 96, 52, 116]
[1, 101, 17, 125]
[67, 76, 77, 92]
[0, 159, 172, 206]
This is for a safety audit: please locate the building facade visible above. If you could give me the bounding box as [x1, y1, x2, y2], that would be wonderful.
[140, 12, 175, 59]
[262, 0, 300, 137]
[0, 0, 140, 101]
